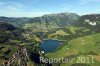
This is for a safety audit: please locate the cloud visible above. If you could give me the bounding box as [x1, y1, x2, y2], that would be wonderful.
[80, 0, 100, 5]
[0, 1, 50, 17]
[0, 2, 23, 11]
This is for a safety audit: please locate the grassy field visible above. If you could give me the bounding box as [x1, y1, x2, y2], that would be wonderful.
[45, 33, 100, 66]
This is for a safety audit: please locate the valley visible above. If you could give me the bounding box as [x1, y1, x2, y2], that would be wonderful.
[0, 13, 100, 66]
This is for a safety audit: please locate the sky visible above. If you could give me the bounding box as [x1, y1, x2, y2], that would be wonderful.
[0, 0, 100, 17]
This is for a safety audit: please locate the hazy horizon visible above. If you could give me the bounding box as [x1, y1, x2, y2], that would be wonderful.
[0, 12, 100, 18]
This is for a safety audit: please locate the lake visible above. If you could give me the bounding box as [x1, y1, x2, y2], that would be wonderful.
[40, 39, 60, 53]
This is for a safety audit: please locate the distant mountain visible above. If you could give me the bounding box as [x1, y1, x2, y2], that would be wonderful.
[0, 17, 31, 27]
[41, 12, 79, 27]
[0, 12, 79, 28]
[0, 13, 100, 31]
[79, 14, 100, 32]
[23, 12, 80, 31]
[80, 14, 100, 21]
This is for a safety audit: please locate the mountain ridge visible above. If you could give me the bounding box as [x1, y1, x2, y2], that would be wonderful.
[0, 12, 100, 29]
